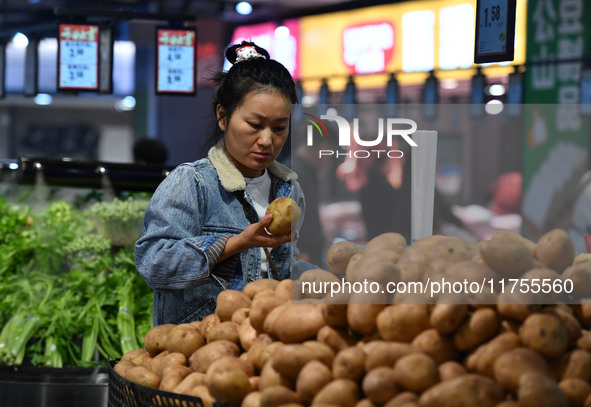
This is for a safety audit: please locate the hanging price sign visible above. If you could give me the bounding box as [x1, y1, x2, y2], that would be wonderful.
[474, 0, 516, 63]
[58, 24, 100, 91]
[156, 27, 197, 95]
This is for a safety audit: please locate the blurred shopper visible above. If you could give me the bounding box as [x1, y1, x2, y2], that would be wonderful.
[135, 42, 309, 325]
[133, 137, 169, 165]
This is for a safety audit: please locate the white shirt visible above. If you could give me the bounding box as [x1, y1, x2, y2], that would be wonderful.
[245, 170, 272, 277]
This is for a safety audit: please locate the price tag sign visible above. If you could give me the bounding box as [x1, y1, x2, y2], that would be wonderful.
[474, 0, 516, 63]
[57, 24, 100, 91]
[156, 28, 197, 95]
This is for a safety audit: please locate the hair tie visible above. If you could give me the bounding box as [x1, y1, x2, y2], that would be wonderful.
[225, 41, 270, 65]
[236, 45, 266, 62]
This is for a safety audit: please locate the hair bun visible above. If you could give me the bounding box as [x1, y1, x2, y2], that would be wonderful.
[225, 41, 270, 64]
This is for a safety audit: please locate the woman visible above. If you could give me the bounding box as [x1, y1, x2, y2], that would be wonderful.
[135, 42, 307, 326]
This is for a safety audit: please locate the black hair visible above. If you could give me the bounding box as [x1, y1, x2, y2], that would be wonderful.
[207, 41, 298, 148]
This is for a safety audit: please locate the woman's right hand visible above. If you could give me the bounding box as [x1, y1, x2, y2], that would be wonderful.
[219, 214, 291, 261]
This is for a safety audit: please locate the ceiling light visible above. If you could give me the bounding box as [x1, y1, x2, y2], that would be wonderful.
[12, 32, 29, 48]
[275, 26, 290, 39]
[440, 78, 459, 90]
[114, 96, 136, 111]
[487, 84, 506, 96]
[485, 99, 504, 115]
[236, 2, 253, 15]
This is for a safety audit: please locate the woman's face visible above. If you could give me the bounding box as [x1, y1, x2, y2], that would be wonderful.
[218, 90, 291, 178]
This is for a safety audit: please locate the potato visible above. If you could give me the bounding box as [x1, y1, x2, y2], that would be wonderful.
[249, 293, 287, 334]
[332, 346, 366, 382]
[113, 360, 135, 379]
[350, 261, 401, 288]
[362, 341, 419, 371]
[363, 232, 407, 256]
[326, 241, 364, 276]
[164, 323, 205, 358]
[159, 364, 193, 392]
[320, 302, 349, 328]
[496, 290, 543, 321]
[347, 300, 386, 337]
[383, 392, 418, 407]
[205, 320, 240, 344]
[245, 334, 275, 372]
[517, 372, 569, 407]
[376, 304, 430, 342]
[471, 331, 521, 377]
[271, 343, 331, 382]
[344, 253, 364, 282]
[412, 328, 459, 364]
[491, 229, 537, 257]
[143, 323, 175, 357]
[172, 371, 206, 395]
[453, 308, 500, 351]
[493, 347, 554, 392]
[418, 374, 504, 407]
[393, 352, 439, 393]
[125, 365, 161, 388]
[205, 356, 252, 407]
[430, 302, 469, 335]
[244, 278, 280, 299]
[535, 228, 575, 272]
[231, 307, 250, 325]
[120, 348, 148, 363]
[151, 351, 187, 376]
[317, 325, 357, 354]
[238, 317, 257, 351]
[562, 261, 591, 299]
[478, 236, 534, 278]
[266, 197, 302, 236]
[296, 360, 333, 404]
[559, 378, 591, 407]
[185, 385, 215, 407]
[242, 391, 262, 407]
[259, 359, 293, 390]
[312, 379, 360, 407]
[554, 349, 591, 381]
[298, 268, 341, 299]
[198, 314, 221, 337]
[347, 251, 401, 284]
[274, 278, 294, 300]
[438, 361, 467, 381]
[271, 303, 325, 343]
[518, 312, 569, 359]
[188, 339, 240, 373]
[362, 366, 398, 405]
[215, 289, 252, 322]
[260, 385, 300, 407]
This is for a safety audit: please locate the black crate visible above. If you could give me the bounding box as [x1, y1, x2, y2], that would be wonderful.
[108, 359, 226, 407]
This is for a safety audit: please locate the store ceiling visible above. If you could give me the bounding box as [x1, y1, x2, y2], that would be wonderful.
[0, 0, 398, 35]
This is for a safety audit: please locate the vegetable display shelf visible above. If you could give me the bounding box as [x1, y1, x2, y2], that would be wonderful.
[0, 365, 108, 407]
[108, 360, 228, 407]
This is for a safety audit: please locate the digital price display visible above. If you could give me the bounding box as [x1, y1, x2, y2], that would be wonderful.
[58, 24, 100, 91]
[156, 27, 197, 95]
[474, 0, 516, 64]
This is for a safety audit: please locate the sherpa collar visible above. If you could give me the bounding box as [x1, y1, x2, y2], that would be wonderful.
[207, 139, 298, 192]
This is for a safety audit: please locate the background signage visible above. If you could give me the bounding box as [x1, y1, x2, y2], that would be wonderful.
[156, 27, 197, 95]
[57, 23, 100, 91]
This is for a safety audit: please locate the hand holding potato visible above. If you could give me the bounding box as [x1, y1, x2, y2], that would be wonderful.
[265, 197, 301, 236]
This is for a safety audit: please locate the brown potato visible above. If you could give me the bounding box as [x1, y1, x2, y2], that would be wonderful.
[437, 361, 467, 381]
[245, 334, 275, 373]
[363, 232, 407, 256]
[412, 328, 459, 364]
[317, 325, 357, 353]
[271, 303, 325, 343]
[231, 307, 250, 325]
[393, 352, 439, 393]
[312, 379, 360, 407]
[562, 261, 591, 299]
[249, 293, 287, 334]
[535, 228, 575, 272]
[185, 386, 215, 407]
[298, 268, 341, 299]
[113, 360, 135, 379]
[266, 197, 302, 236]
[259, 359, 293, 390]
[453, 308, 500, 351]
[559, 378, 591, 407]
[429, 302, 469, 335]
[243, 278, 280, 299]
[376, 304, 430, 342]
[347, 300, 387, 337]
[120, 348, 148, 363]
[241, 391, 262, 407]
[517, 372, 569, 407]
[125, 365, 161, 389]
[215, 289, 252, 322]
[332, 346, 366, 382]
[296, 360, 333, 404]
[164, 323, 205, 358]
[238, 317, 257, 351]
[418, 374, 504, 407]
[478, 236, 534, 278]
[205, 356, 253, 407]
[151, 351, 187, 376]
[493, 347, 554, 392]
[198, 314, 221, 337]
[205, 320, 240, 345]
[519, 312, 569, 359]
[271, 343, 330, 382]
[362, 341, 419, 371]
[383, 392, 418, 407]
[188, 339, 240, 373]
[362, 366, 398, 405]
[260, 385, 300, 407]
[274, 278, 294, 300]
[554, 349, 591, 382]
[472, 331, 521, 377]
[159, 364, 192, 392]
[172, 372, 206, 395]
[143, 323, 175, 357]
[326, 240, 364, 276]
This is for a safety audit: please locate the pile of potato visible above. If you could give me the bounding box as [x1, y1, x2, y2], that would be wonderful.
[115, 228, 591, 407]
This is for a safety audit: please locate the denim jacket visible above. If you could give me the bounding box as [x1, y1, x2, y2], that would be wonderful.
[135, 140, 307, 326]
